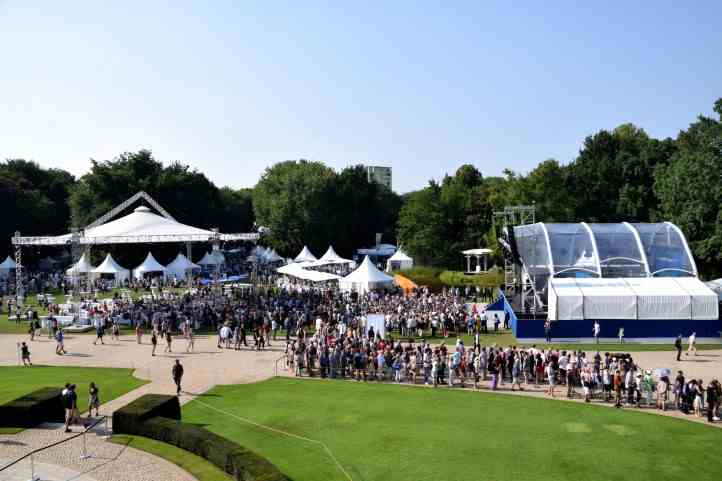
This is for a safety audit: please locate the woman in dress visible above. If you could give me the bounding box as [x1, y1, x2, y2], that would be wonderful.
[88, 382, 100, 416]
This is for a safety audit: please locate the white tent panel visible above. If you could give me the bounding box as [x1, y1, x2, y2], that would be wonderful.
[133, 253, 166, 279]
[0, 255, 16, 270]
[165, 253, 200, 280]
[575, 278, 637, 320]
[91, 254, 130, 282]
[294, 246, 318, 263]
[625, 278, 691, 320]
[339, 256, 394, 294]
[548, 278, 584, 320]
[675, 277, 719, 320]
[66, 252, 95, 275]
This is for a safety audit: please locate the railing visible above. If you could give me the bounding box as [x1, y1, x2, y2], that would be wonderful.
[0, 415, 108, 479]
[274, 354, 287, 377]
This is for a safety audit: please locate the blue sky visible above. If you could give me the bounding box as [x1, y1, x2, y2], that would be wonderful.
[0, 1, 719, 192]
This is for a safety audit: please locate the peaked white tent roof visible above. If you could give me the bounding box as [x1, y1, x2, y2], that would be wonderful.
[339, 256, 394, 293]
[388, 249, 413, 262]
[92, 254, 129, 275]
[294, 246, 317, 263]
[66, 252, 95, 275]
[165, 253, 200, 279]
[264, 249, 284, 263]
[198, 251, 224, 266]
[134, 252, 166, 278]
[0, 256, 16, 270]
[308, 246, 354, 267]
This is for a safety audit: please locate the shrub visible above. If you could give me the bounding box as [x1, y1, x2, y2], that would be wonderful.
[400, 266, 444, 291]
[439, 269, 504, 288]
[0, 387, 64, 428]
[112, 394, 180, 434]
[113, 395, 288, 481]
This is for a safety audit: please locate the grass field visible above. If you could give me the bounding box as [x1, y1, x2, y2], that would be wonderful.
[0, 365, 148, 414]
[183, 378, 722, 481]
[110, 435, 232, 481]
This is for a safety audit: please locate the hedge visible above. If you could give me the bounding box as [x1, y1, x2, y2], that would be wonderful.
[0, 387, 65, 428]
[113, 395, 288, 481]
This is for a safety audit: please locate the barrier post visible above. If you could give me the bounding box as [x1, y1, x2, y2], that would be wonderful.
[29, 452, 38, 481]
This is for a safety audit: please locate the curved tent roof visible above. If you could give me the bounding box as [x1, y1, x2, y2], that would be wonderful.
[134, 252, 166, 277]
[66, 252, 95, 275]
[92, 254, 129, 276]
[339, 256, 394, 293]
[165, 253, 200, 279]
[0, 256, 16, 270]
[87, 206, 215, 240]
[294, 246, 317, 263]
[277, 262, 341, 282]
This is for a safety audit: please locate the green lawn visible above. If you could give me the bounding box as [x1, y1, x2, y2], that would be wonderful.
[183, 378, 722, 481]
[0, 365, 148, 414]
[110, 435, 232, 481]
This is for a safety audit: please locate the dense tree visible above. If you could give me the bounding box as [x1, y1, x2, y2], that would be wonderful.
[655, 98, 722, 276]
[396, 183, 446, 266]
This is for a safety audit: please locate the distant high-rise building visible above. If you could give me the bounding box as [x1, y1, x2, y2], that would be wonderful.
[365, 165, 392, 190]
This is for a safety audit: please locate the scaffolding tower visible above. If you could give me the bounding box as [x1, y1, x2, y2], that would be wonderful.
[494, 205, 536, 312]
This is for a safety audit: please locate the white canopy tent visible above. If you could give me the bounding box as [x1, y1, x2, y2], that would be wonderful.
[165, 253, 201, 280]
[294, 246, 317, 263]
[307, 246, 355, 267]
[198, 251, 224, 266]
[548, 277, 719, 321]
[357, 244, 397, 257]
[91, 254, 130, 283]
[0, 256, 16, 278]
[386, 249, 414, 271]
[339, 256, 395, 294]
[133, 253, 166, 279]
[276, 262, 341, 282]
[66, 252, 95, 277]
[264, 248, 284, 263]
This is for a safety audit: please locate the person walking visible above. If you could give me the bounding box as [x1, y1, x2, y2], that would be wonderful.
[164, 329, 173, 353]
[186, 327, 194, 353]
[63, 384, 78, 433]
[674, 334, 683, 361]
[151, 330, 158, 356]
[20, 342, 32, 366]
[88, 382, 100, 416]
[135, 323, 143, 344]
[93, 318, 105, 345]
[172, 359, 184, 396]
[544, 319, 552, 343]
[55, 328, 66, 355]
[593, 321, 600, 344]
[686, 332, 697, 356]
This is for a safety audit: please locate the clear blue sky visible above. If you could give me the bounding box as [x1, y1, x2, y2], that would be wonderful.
[1, 1, 719, 193]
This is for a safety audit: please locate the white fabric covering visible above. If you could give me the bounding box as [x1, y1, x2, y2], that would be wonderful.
[675, 277, 719, 320]
[86, 206, 214, 239]
[339, 256, 394, 293]
[0, 256, 16, 269]
[548, 277, 719, 321]
[133, 253, 166, 279]
[165, 253, 200, 280]
[276, 262, 341, 282]
[386, 249, 414, 271]
[66, 252, 95, 276]
[198, 251, 224, 266]
[91, 254, 130, 282]
[294, 246, 318, 263]
[308, 246, 355, 267]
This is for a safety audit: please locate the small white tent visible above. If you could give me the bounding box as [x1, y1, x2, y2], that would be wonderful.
[339, 256, 395, 293]
[308, 246, 354, 267]
[264, 249, 284, 263]
[198, 252, 224, 266]
[92, 254, 130, 283]
[133, 253, 166, 279]
[294, 246, 317, 263]
[165, 253, 201, 280]
[386, 249, 414, 271]
[66, 252, 95, 277]
[0, 256, 16, 278]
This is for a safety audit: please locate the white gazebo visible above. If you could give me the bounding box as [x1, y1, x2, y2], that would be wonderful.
[0, 255, 16, 278]
[165, 253, 200, 280]
[462, 248, 493, 273]
[133, 253, 166, 279]
[294, 246, 318, 263]
[386, 249, 414, 271]
[339, 256, 395, 293]
[91, 254, 130, 283]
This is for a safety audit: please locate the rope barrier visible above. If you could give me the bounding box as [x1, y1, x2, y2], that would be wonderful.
[193, 399, 353, 481]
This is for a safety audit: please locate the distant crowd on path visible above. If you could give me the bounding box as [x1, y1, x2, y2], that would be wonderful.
[286, 327, 722, 424]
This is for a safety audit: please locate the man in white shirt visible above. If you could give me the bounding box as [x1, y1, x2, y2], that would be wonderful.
[593, 321, 600, 344]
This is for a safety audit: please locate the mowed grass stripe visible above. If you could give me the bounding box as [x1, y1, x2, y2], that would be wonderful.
[183, 378, 722, 481]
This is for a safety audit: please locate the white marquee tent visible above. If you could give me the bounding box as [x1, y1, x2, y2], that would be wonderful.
[66, 252, 95, 277]
[198, 251, 224, 266]
[91, 254, 130, 283]
[339, 256, 395, 293]
[133, 253, 166, 279]
[0, 256, 16, 278]
[308, 246, 354, 267]
[276, 262, 341, 282]
[294, 246, 318, 263]
[548, 277, 719, 321]
[386, 249, 413, 271]
[165, 253, 201, 280]
[263, 248, 284, 263]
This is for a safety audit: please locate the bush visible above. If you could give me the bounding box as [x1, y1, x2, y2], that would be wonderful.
[400, 266, 444, 291]
[112, 394, 180, 434]
[0, 387, 65, 428]
[113, 395, 288, 481]
[439, 269, 504, 288]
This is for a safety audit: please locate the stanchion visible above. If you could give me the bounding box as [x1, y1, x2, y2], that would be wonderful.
[28, 453, 39, 481]
[80, 429, 93, 460]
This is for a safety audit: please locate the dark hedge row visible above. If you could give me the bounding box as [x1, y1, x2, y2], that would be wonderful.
[113, 395, 288, 481]
[0, 387, 65, 428]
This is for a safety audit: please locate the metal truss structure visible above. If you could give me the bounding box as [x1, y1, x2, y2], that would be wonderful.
[494, 204, 537, 313]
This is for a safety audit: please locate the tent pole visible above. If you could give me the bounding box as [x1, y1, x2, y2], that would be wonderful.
[186, 242, 192, 289]
[13, 232, 23, 308]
